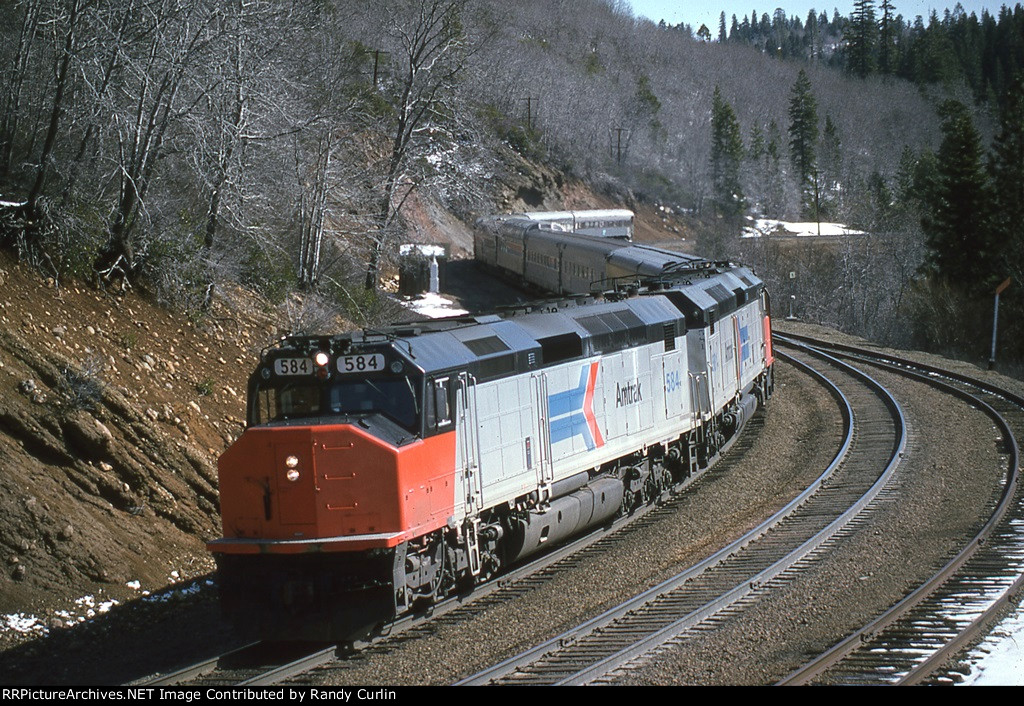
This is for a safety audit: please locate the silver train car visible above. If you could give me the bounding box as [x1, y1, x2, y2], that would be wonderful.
[475, 212, 701, 295]
[512, 209, 635, 240]
[474, 209, 776, 474]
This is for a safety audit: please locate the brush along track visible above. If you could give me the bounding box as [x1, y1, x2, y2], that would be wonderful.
[775, 334, 1023, 686]
[458, 343, 905, 685]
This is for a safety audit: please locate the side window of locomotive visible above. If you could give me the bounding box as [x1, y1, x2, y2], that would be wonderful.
[425, 377, 453, 431]
[252, 388, 273, 425]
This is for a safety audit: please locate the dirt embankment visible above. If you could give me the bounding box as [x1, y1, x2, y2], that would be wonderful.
[0, 253, 287, 644]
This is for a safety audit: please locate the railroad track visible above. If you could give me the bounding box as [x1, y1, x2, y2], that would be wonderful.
[774, 333, 1024, 685]
[140, 641, 338, 687]
[139, 379, 769, 687]
[458, 343, 907, 685]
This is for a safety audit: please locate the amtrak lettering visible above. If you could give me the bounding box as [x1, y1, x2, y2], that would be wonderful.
[615, 380, 643, 407]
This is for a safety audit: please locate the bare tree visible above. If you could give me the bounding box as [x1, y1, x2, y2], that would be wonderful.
[93, 0, 220, 281]
[294, 128, 333, 289]
[364, 0, 470, 290]
[0, 0, 45, 181]
[24, 0, 85, 228]
[60, 2, 137, 206]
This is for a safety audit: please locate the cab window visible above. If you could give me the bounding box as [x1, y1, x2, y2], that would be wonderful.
[425, 377, 453, 431]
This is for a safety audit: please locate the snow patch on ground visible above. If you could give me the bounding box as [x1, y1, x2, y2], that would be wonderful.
[2, 613, 47, 635]
[74, 594, 119, 619]
[402, 292, 468, 319]
[0, 577, 213, 637]
[400, 244, 446, 257]
[2, 595, 120, 636]
[741, 218, 866, 238]
[141, 579, 210, 603]
[958, 606, 1024, 685]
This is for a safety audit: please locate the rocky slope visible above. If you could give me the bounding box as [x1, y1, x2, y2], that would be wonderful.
[0, 253, 288, 644]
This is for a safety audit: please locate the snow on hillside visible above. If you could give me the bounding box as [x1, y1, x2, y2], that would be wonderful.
[741, 218, 866, 238]
[402, 292, 468, 319]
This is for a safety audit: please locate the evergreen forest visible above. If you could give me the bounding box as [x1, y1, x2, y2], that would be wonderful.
[2, 0, 1024, 369]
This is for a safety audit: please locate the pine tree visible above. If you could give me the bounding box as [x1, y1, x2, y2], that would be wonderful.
[749, 124, 765, 162]
[765, 121, 786, 217]
[846, 0, 878, 78]
[746, 122, 784, 218]
[819, 114, 843, 217]
[922, 100, 992, 287]
[879, 0, 896, 75]
[805, 9, 820, 62]
[989, 74, 1024, 284]
[788, 70, 818, 212]
[710, 86, 746, 219]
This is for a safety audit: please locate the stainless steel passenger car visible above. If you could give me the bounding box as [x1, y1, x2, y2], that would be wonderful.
[514, 209, 634, 240]
[475, 212, 702, 294]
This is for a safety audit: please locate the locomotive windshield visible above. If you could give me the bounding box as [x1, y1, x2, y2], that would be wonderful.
[251, 374, 422, 432]
[327, 378, 419, 428]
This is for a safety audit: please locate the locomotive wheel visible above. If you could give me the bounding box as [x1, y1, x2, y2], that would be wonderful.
[655, 465, 673, 497]
[410, 537, 446, 610]
[621, 485, 638, 515]
[643, 470, 659, 504]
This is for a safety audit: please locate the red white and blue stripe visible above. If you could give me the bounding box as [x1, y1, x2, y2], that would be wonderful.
[548, 362, 604, 450]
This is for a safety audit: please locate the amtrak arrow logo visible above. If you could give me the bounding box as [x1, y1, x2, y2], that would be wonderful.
[548, 362, 604, 450]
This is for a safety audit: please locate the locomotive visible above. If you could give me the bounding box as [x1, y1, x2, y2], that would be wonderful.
[207, 213, 774, 642]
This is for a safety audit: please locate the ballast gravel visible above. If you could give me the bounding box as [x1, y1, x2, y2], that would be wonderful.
[301, 359, 846, 685]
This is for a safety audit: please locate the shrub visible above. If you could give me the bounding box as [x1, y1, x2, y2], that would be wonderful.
[57, 355, 106, 413]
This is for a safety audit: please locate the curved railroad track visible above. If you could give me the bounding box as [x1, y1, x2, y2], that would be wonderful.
[458, 343, 907, 685]
[147, 334, 1024, 687]
[142, 641, 340, 687]
[774, 333, 1024, 686]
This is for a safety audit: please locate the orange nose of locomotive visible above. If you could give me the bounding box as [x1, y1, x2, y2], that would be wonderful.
[210, 423, 456, 553]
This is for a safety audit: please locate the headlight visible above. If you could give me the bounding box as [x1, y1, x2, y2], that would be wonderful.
[285, 455, 300, 482]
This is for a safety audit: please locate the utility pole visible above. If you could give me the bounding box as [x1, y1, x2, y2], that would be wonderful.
[610, 127, 627, 164]
[813, 167, 821, 236]
[524, 96, 540, 131]
[371, 50, 388, 87]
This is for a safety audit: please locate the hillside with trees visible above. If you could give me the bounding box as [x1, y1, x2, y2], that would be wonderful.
[5, 0, 1024, 669]
[0, 0, 1022, 364]
[710, 1, 1024, 105]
